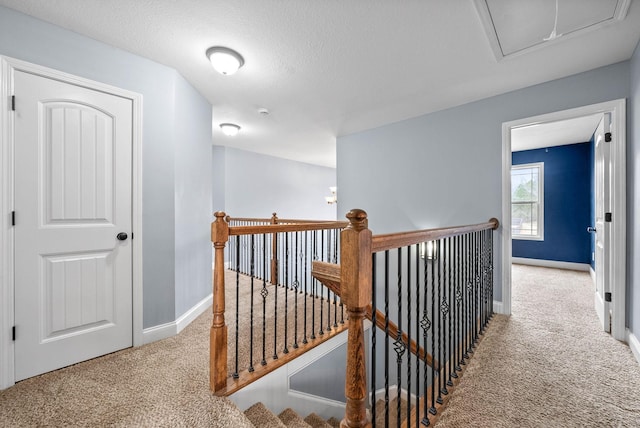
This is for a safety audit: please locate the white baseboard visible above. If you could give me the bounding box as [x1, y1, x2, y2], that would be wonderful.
[512, 257, 590, 271]
[142, 293, 212, 344]
[626, 329, 640, 365]
[589, 266, 596, 286]
[493, 301, 504, 315]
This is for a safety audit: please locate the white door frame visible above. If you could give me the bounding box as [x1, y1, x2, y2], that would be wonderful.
[0, 56, 144, 389]
[501, 99, 626, 340]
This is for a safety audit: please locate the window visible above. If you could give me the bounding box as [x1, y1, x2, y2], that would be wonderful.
[511, 162, 543, 240]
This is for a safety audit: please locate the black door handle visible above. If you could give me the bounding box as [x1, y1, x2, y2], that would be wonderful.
[117, 232, 128, 241]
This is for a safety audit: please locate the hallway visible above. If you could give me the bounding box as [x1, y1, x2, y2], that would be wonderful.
[435, 264, 640, 427]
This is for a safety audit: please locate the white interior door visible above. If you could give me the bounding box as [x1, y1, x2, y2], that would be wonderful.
[13, 70, 133, 381]
[594, 114, 611, 333]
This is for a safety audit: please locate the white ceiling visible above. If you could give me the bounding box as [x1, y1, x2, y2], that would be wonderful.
[1, 1, 639, 167]
[511, 114, 602, 152]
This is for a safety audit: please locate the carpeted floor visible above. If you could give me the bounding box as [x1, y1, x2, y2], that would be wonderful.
[435, 264, 640, 427]
[1, 265, 639, 427]
[0, 270, 336, 427]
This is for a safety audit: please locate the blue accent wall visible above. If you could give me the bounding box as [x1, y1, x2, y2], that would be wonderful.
[512, 143, 591, 264]
[589, 134, 596, 269]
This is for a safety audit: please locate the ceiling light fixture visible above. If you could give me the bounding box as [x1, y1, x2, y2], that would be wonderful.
[220, 123, 241, 136]
[206, 46, 245, 75]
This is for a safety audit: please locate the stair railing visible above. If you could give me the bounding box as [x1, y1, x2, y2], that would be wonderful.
[210, 212, 349, 395]
[313, 209, 499, 428]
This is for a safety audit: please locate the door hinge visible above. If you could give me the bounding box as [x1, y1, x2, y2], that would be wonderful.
[12, 326, 15, 341]
[605, 212, 612, 222]
[131, 232, 134, 240]
[11, 95, 15, 111]
[11, 211, 15, 226]
[605, 132, 612, 142]
[605, 292, 612, 302]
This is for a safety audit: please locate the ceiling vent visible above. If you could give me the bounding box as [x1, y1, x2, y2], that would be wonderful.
[474, 0, 631, 60]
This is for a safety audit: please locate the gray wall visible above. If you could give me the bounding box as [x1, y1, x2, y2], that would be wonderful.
[220, 147, 337, 220]
[212, 146, 227, 214]
[629, 41, 640, 336]
[0, 6, 212, 328]
[174, 77, 214, 318]
[337, 61, 630, 304]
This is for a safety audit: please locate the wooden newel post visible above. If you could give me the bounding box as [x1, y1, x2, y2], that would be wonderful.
[341, 209, 372, 428]
[211, 211, 229, 392]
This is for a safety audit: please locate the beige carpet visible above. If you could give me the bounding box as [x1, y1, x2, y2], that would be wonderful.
[435, 264, 640, 428]
[0, 270, 338, 427]
[3, 265, 639, 427]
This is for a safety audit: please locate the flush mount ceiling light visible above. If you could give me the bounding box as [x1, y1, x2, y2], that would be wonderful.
[206, 46, 245, 75]
[220, 123, 241, 136]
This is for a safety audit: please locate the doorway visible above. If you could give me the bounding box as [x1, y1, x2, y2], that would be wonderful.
[0, 56, 144, 389]
[500, 99, 626, 340]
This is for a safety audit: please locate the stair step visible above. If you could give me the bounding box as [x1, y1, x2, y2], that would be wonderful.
[278, 407, 313, 427]
[244, 402, 287, 428]
[304, 412, 334, 428]
[326, 417, 342, 427]
[374, 396, 411, 427]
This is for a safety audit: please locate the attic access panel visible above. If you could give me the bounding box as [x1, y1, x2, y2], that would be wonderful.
[474, 0, 630, 59]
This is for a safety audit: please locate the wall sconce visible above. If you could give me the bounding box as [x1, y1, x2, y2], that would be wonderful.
[420, 241, 438, 260]
[325, 186, 337, 204]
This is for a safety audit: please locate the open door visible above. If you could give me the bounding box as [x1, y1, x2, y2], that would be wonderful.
[593, 114, 611, 333]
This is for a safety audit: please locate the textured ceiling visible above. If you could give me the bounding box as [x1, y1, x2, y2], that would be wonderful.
[1, 0, 639, 167]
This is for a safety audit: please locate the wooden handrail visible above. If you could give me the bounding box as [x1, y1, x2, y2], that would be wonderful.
[371, 218, 499, 253]
[230, 221, 348, 236]
[312, 260, 439, 370]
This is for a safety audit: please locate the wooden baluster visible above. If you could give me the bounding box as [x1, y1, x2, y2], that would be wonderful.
[271, 212, 278, 285]
[341, 209, 372, 428]
[211, 211, 229, 392]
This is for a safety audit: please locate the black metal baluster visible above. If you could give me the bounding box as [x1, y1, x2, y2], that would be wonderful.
[249, 235, 256, 372]
[463, 233, 469, 362]
[384, 250, 390, 427]
[303, 231, 308, 345]
[261, 234, 268, 366]
[283, 233, 289, 354]
[429, 240, 437, 417]
[371, 254, 377, 428]
[455, 235, 463, 374]
[414, 244, 420, 428]
[441, 238, 450, 395]
[436, 238, 444, 405]
[447, 237, 454, 388]
[489, 228, 494, 317]
[319, 231, 324, 336]
[311, 231, 317, 340]
[421, 242, 431, 426]
[438, 239, 449, 404]
[273, 233, 279, 360]
[293, 232, 299, 349]
[395, 248, 405, 428]
[234, 235, 240, 378]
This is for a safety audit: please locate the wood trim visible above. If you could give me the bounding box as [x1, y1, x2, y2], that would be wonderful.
[311, 261, 341, 296]
[214, 321, 349, 396]
[371, 219, 499, 253]
[230, 221, 348, 236]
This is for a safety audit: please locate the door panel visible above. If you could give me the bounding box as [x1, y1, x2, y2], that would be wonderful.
[14, 70, 133, 381]
[594, 114, 610, 333]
